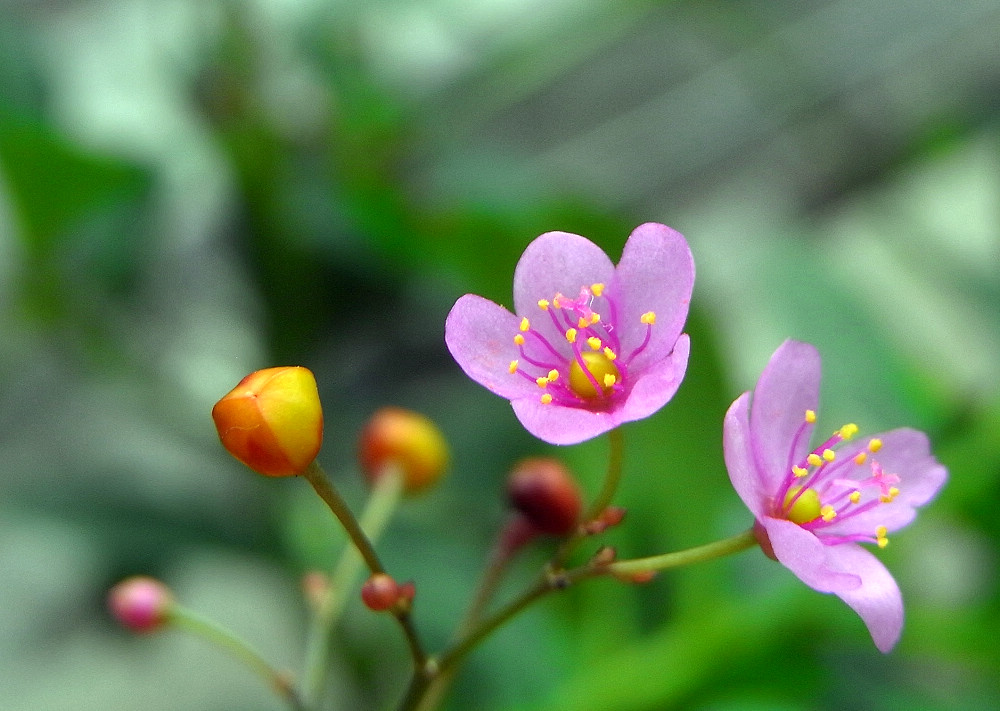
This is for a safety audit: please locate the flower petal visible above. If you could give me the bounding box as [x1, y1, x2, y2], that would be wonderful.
[613, 223, 694, 371]
[512, 231, 615, 316]
[762, 517, 862, 593]
[511, 398, 619, 445]
[723, 392, 766, 518]
[616, 334, 690, 423]
[750, 340, 821, 489]
[445, 294, 537, 399]
[827, 543, 904, 652]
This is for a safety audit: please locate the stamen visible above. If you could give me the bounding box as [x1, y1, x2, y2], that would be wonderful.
[537, 299, 549, 310]
[603, 347, 617, 361]
[854, 452, 867, 465]
[640, 311, 656, 325]
[520, 317, 530, 332]
[547, 369, 559, 382]
[508, 360, 518, 374]
[540, 394, 552, 405]
[590, 313, 601, 324]
[591, 283, 605, 296]
[868, 438, 883, 453]
[536, 377, 549, 388]
[876, 525, 889, 548]
[838, 423, 859, 440]
[603, 374, 616, 388]
[805, 410, 817, 423]
[565, 328, 577, 344]
[514, 334, 525, 346]
[792, 466, 809, 478]
[849, 491, 861, 504]
[577, 317, 589, 328]
[822, 449, 836, 462]
[807, 453, 823, 467]
[587, 337, 602, 351]
[821, 505, 837, 522]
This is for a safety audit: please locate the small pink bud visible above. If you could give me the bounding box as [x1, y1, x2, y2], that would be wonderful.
[584, 506, 627, 535]
[361, 573, 401, 612]
[507, 458, 582, 536]
[358, 408, 449, 494]
[108, 576, 174, 634]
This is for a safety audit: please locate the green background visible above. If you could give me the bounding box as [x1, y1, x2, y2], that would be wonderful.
[1, 1, 997, 709]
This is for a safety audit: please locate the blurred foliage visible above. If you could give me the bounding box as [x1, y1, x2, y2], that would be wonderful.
[0, 1, 998, 711]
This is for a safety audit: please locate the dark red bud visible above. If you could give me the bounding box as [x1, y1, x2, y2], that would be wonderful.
[361, 573, 400, 612]
[507, 458, 582, 536]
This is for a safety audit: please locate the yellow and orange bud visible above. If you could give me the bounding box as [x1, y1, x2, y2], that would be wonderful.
[212, 366, 323, 477]
[358, 407, 449, 494]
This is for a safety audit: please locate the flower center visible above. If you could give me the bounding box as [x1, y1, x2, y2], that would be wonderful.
[568, 351, 621, 400]
[774, 412, 897, 549]
[506, 283, 656, 408]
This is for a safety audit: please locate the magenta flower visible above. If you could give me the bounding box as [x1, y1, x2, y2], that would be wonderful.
[445, 223, 694, 445]
[724, 339, 947, 652]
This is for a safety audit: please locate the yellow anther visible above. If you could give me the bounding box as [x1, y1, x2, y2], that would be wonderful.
[537, 299, 550, 310]
[868, 438, 883, 453]
[587, 336, 602, 351]
[822, 449, 836, 462]
[876, 525, 888, 537]
[578, 316, 589, 328]
[807, 453, 823, 467]
[514, 334, 525, 346]
[603, 347, 617, 361]
[875, 525, 889, 548]
[805, 410, 817, 423]
[640, 311, 656, 325]
[591, 283, 605, 296]
[565, 328, 577, 343]
[839, 423, 859, 440]
[536, 377, 549, 388]
[888, 485, 899, 498]
[821, 505, 837, 522]
[540, 393, 553, 405]
[849, 491, 862, 504]
[547, 369, 559, 382]
[880, 486, 900, 503]
[603, 374, 617, 388]
[519, 317, 530, 332]
[877, 536, 889, 549]
[792, 465, 809, 478]
[854, 452, 868, 465]
[590, 313, 601, 324]
[508, 360, 518, 374]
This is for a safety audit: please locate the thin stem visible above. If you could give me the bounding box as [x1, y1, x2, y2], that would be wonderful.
[303, 466, 405, 706]
[170, 605, 306, 711]
[583, 426, 626, 523]
[301, 461, 428, 669]
[606, 528, 758, 577]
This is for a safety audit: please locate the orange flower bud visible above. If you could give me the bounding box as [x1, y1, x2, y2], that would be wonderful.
[358, 407, 449, 494]
[108, 576, 174, 633]
[212, 366, 323, 477]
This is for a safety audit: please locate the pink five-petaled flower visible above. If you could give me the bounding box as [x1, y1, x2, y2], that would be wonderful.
[724, 339, 947, 652]
[445, 223, 694, 445]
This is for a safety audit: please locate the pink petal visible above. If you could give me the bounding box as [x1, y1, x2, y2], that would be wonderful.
[616, 334, 690, 423]
[723, 392, 766, 519]
[444, 294, 537, 399]
[512, 231, 615, 317]
[511, 398, 619, 445]
[750, 340, 821, 490]
[827, 543, 904, 652]
[762, 517, 862, 593]
[613, 223, 695, 372]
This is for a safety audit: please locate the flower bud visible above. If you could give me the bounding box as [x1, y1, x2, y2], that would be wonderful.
[108, 576, 174, 634]
[358, 407, 449, 494]
[360, 573, 415, 612]
[507, 457, 582, 536]
[212, 366, 323, 477]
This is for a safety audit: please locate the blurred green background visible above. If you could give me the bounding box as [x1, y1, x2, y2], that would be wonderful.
[1, 1, 998, 709]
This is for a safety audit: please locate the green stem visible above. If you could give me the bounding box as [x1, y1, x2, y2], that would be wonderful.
[303, 466, 404, 706]
[301, 461, 428, 669]
[606, 528, 758, 577]
[170, 605, 306, 711]
[582, 427, 626, 523]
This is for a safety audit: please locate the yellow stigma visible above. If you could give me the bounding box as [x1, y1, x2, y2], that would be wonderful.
[547, 369, 559, 382]
[854, 452, 868, 465]
[807, 453, 823, 467]
[783, 486, 822, 524]
[640, 311, 656, 325]
[587, 336, 602, 351]
[603, 347, 617, 361]
[519, 317, 530, 332]
[792, 465, 809, 478]
[565, 328, 577, 344]
[805, 410, 817, 423]
[822, 449, 836, 462]
[839, 423, 859, 440]
[537, 299, 549, 310]
[568, 351, 621, 400]
[821, 505, 837, 522]
[514, 334, 525, 346]
[540, 393, 552, 405]
[868, 438, 883, 453]
[591, 283, 605, 296]
[508, 360, 518, 374]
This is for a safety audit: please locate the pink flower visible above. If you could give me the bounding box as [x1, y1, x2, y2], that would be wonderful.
[724, 340, 947, 652]
[445, 223, 694, 445]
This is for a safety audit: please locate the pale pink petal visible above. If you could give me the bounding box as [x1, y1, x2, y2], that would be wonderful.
[723, 392, 766, 519]
[762, 517, 862, 593]
[512, 231, 615, 316]
[750, 340, 821, 489]
[511, 398, 618, 445]
[616, 334, 690, 423]
[445, 294, 537, 399]
[613, 223, 695, 371]
[827, 543, 904, 652]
